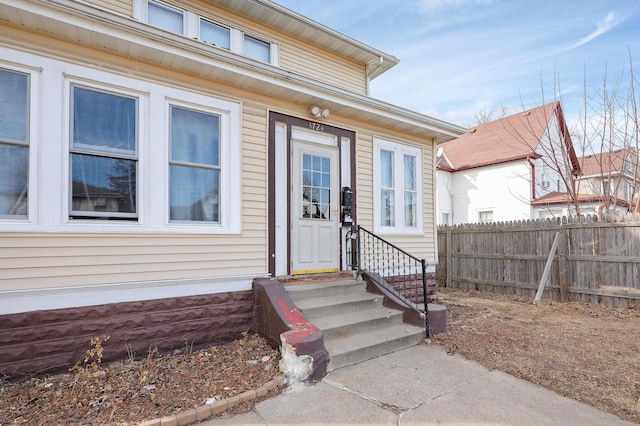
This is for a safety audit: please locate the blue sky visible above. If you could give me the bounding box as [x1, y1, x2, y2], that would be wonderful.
[273, 0, 640, 130]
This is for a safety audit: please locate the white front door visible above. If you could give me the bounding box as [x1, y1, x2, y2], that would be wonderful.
[291, 140, 340, 274]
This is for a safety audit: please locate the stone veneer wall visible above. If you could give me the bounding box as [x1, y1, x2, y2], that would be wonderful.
[0, 290, 254, 379]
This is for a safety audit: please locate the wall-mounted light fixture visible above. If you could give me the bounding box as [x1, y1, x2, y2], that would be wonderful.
[310, 104, 330, 119]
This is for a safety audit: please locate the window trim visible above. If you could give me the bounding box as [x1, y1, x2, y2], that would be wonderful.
[0, 62, 38, 222]
[373, 137, 423, 235]
[146, 0, 185, 34]
[138, 0, 278, 65]
[478, 209, 494, 224]
[164, 96, 241, 232]
[67, 82, 141, 220]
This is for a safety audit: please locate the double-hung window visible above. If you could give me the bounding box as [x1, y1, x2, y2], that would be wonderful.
[70, 85, 138, 219]
[374, 138, 422, 233]
[0, 68, 30, 218]
[169, 105, 220, 223]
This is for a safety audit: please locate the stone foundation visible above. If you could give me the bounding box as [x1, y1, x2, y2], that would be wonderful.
[0, 290, 254, 379]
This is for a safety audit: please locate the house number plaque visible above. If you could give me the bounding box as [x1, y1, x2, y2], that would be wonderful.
[307, 121, 324, 132]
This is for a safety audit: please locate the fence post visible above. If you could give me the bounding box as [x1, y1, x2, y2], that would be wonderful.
[558, 228, 568, 302]
[446, 226, 452, 288]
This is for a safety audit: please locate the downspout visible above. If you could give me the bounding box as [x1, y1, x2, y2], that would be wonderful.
[365, 56, 384, 95]
[528, 157, 536, 200]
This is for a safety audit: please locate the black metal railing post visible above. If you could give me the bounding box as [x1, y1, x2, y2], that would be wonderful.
[355, 226, 432, 339]
[356, 225, 362, 275]
[421, 258, 430, 339]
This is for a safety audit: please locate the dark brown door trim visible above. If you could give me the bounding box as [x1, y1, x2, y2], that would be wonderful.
[267, 111, 356, 276]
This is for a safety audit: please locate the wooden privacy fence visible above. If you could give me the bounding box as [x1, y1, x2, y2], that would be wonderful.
[437, 214, 640, 308]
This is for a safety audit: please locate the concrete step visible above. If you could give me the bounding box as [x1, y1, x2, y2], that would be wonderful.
[325, 323, 425, 371]
[283, 277, 425, 372]
[286, 279, 365, 303]
[294, 292, 383, 318]
[311, 308, 404, 339]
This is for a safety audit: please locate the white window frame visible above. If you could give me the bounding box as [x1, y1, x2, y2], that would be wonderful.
[163, 95, 241, 233]
[56, 66, 240, 234]
[64, 77, 144, 222]
[136, 1, 278, 65]
[441, 212, 451, 226]
[373, 137, 423, 235]
[478, 209, 493, 224]
[0, 62, 39, 222]
[146, 0, 185, 35]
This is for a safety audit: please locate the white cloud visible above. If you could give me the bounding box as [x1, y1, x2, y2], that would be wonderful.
[572, 11, 622, 48]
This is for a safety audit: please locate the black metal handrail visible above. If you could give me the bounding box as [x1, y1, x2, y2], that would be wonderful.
[347, 225, 432, 338]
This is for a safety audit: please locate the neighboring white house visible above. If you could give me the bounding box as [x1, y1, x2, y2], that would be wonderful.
[533, 147, 638, 218]
[436, 102, 581, 225]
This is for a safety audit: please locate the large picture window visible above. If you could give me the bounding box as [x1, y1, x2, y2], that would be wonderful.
[374, 138, 423, 233]
[169, 106, 220, 223]
[70, 85, 138, 219]
[0, 68, 29, 218]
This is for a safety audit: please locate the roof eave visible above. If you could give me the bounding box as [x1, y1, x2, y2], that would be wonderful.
[1, 0, 461, 140]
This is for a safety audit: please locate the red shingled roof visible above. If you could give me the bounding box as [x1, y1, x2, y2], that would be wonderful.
[532, 191, 630, 209]
[438, 101, 578, 172]
[579, 147, 634, 177]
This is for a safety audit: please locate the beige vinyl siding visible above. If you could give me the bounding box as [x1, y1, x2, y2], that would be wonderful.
[279, 42, 366, 95]
[0, 234, 266, 291]
[145, 0, 368, 94]
[82, 0, 133, 16]
[241, 101, 269, 234]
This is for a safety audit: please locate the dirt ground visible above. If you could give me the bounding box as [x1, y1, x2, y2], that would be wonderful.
[0, 332, 282, 425]
[432, 287, 640, 424]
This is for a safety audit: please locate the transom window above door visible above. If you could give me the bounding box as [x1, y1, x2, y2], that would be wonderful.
[302, 154, 331, 220]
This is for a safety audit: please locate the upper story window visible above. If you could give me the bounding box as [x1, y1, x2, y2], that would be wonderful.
[141, 1, 277, 65]
[200, 19, 230, 49]
[148, 0, 183, 34]
[0, 67, 29, 218]
[244, 35, 271, 63]
[602, 179, 610, 196]
[374, 137, 423, 234]
[69, 85, 138, 220]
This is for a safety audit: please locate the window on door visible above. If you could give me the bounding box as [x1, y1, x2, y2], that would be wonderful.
[302, 154, 331, 220]
[374, 138, 423, 234]
[69, 85, 138, 219]
[0, 68, 29, 218]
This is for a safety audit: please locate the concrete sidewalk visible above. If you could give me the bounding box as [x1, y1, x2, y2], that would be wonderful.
[200, 343, 633, 425]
